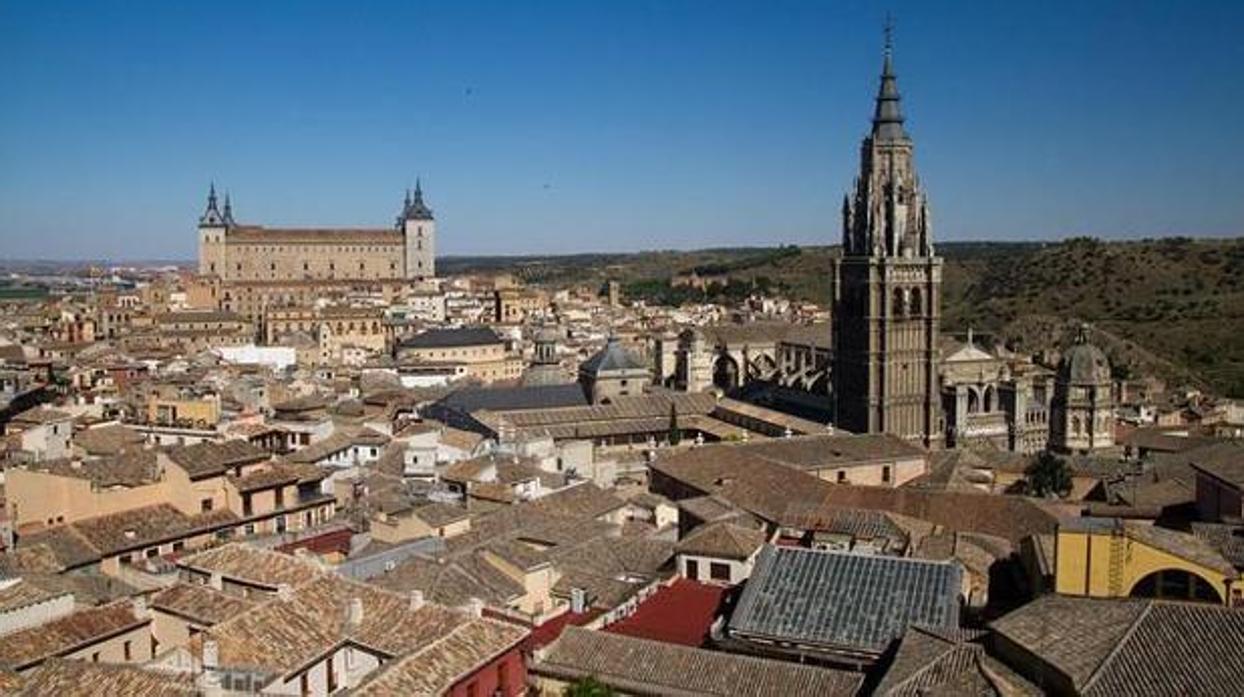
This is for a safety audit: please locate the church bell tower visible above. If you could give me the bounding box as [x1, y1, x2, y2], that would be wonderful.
[831, 24, 942, 447]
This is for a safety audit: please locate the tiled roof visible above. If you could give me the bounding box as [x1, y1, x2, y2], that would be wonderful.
[226, 226, 403, 244]
[675, 521, 765, 559]
[18, 659, 196, 696]
[1186, 440, 1244, 487]
[992, 595, 1244, 695]
[165, 440, 269, 479]
[437, 384, 591, 413]
[0, 578, 64, 614]
[207, 575, 469, 677]
[68, 504, 238, 558]
[874, 626, 1040, 696]
[528, 482, 626, 520]
[72, 424, 145, 456]
[729, 546, 962, 656]
[27, 450, 161, 488]
[351, 617, 526, 696]
[178, 543, 322, 589]
[0, 601, 146, 671]
[150, 583, 256, 625]
[537, 626, 863, 696]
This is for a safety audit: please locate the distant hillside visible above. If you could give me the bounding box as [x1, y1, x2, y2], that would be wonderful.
[444, 237, 1244, 397]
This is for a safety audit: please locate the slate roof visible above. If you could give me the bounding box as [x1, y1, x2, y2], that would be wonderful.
[400, 326, 502, 350]
[991, 595, 1244, 695]
[536, 626, 863, 696]
[437, 383, 590, 413]
[728, 546, 962, 656]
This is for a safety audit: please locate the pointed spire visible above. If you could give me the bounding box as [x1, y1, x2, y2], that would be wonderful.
[872, 15, 908, 141]
[222, 193, 235, 227]
[199, 182, 224, 227]
[403, 176, 434, 221]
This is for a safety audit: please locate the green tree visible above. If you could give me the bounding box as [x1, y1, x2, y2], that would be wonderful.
[668, 402, 681, 446]
[563, 677, 616, 697]
[1025, 451, 1073, 498]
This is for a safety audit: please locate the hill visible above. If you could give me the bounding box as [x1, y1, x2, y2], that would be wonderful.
[443, 237, 1244, 397]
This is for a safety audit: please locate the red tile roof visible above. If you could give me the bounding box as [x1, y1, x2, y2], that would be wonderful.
[604, 579, 727, 648]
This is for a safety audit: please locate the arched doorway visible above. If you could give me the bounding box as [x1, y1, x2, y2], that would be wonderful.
[1130, 569, 1223, 604]
[713, 355, 740, 391]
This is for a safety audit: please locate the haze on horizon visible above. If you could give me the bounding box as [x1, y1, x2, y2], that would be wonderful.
[1, 0, 1242, 261]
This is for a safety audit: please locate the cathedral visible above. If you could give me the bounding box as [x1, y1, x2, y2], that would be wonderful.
[197, 182, 436, 282]
[827, 31, 1116, 456]
[830, 29, 943, 448]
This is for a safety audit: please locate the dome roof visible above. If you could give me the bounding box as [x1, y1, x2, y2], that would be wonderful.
[1059, 327, 1111, 385]
[534, 326, 561, 344]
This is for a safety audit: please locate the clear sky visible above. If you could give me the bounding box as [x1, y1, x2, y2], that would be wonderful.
[1, 1, 1242, 260]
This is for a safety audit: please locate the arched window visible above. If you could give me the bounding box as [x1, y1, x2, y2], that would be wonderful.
[967, 388, 980, 414]
[1072, 415, 1082, 435]
[983, 385, 995, 412]
[892, 288, 906, 317]
[910, 287, 923, 316]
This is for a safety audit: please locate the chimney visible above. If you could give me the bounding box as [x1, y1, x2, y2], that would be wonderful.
[466, 597, 484, 618]
[276, 583, 293, 602]
[347, 597, 364, 626]
[131, 595, 149, 618]
[409, 590, 425, 611]
[208, 572, 223, 591]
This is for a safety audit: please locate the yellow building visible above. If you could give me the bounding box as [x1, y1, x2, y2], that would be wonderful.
[1054, 518, 1240, 606]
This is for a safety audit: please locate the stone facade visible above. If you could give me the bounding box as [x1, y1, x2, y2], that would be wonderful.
[197, 182, 436, 283]
[831, 35, 942, 447]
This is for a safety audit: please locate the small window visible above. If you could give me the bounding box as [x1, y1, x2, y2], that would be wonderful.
[123, 640, 132, 661]
[145, 548, 158, 559]
[201, 498, 213, 513]
[710, 562, 731, 581]
[92, 652, 100, 663]
[836, 471, 846, 483]
[882, 465, 892, 483]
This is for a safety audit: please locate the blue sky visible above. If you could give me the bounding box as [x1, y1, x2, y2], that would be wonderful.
[1, 0, 1241, 260]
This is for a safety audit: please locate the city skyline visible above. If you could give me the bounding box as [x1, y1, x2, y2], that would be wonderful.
[2, 0, 1243, 260]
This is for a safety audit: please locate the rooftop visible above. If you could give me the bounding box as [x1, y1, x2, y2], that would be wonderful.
[177, 542, 323, 589]
[537, 626, 863, 696]
[728, 546, 962, 656]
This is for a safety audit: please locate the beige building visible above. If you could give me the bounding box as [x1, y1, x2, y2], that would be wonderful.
[197, 181, 435, 282]
[396, 326, 521, 384]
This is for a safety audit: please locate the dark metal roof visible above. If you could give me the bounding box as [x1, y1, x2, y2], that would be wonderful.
[872, 34, 908, 142]
[729, 545, 961, 656]
[438, 383, 589, 412]
[399, 326, 502, 350]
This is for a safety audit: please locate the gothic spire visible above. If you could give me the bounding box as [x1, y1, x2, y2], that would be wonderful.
[222, 193, 235, 227]
[872, 17, 908, 142]
[404, 177, 434, 221]
[199, 182, 225, 227]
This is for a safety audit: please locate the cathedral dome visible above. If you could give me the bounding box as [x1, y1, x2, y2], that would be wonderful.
[534, 326, 560, 344]
[1058, 327, 1111, 385]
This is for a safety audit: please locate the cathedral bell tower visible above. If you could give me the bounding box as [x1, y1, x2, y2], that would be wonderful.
[831, 25, 942, 447]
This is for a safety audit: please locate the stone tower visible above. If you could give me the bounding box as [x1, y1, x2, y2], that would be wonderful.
[1051, 325, 1115, 453]
[398, 179, 436, 280]
[197, 184, 228, 276]
[831, 27, 942, 447]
